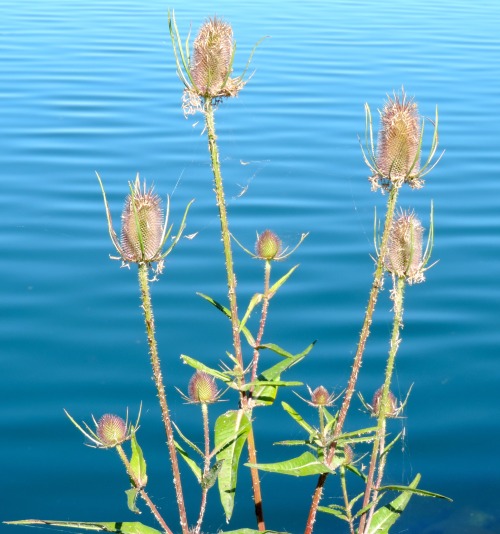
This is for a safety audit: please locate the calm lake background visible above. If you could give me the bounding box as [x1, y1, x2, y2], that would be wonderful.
[2, 0, 500, 533]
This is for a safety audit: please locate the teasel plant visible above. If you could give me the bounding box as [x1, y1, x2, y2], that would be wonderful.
[97, 172, 194, 534]
[304, 90, 442, 534]
[356, 207, 439, 534]
[168, 12, 288, 531]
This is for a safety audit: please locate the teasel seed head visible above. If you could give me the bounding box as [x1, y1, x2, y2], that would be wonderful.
[256, 230, 282, 260]
[310, 386, 332, 407]
[188, 371, 219, 404]
[371, 387, 399, 418]
[385, 210, 425, 284]
[377, 90, 421, 188]
[191, 18, 235, 98]
[120, 179, 164, 263]
[96, 414, 128, 448]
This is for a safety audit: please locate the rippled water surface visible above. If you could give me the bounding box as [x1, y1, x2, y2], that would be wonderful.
[2, 1, 500, 533]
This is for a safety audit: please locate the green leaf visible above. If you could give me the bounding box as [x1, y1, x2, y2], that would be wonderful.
[173, 421, 203, 458]
[174, 440, 202, 483]
[221, 530, 289, 534]
[239, 293, 263, 331]
[367, 474, 421, 534]
[268, 264, 299, 297]
[129, 432, 147, 488]
[251, 342, 314, 406]
[317, 505, 348, 521]
[214, 410, 251, 522]
[125, 488, 141, 514]
[378, 484, 452, 501]
[281, 402, 316, 436]
[197, 292, 256, 347]
[247, 451, 333, 477]
[4, 520, 162, 534]
[239, 380, 302, 391]
[180, 355, 232, 384]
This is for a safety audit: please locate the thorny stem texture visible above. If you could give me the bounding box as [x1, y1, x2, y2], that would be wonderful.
[359, 275, 406, 534]
[116, 444, 173, 534]
[251, 259, 272, 385]
[194, 403, 211, 534]
[138, 262, 189, 534]
[203, 98, 266, 530]
[304, 185, 400, 534]
[340, 466, 355, 534]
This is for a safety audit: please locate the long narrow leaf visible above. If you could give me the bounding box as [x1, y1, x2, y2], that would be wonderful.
[4, 520, 162, 534]
[247, 451, 333, 477]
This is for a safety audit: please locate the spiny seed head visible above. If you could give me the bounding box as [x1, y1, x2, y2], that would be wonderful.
[191, 18, 234, 98]
[120, 180, 164, 263]
[310, 386, 332, 407]
[188, 371, 219, 404]
[385, 211, 425, 284]
[256, 230, 282, 260]
[371, 387, 399, 418]
[377, 91, 421, 186]
[96, 414, 128, 447]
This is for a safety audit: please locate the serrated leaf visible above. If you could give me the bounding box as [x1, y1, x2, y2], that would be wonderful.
[247, 451, 333, 477]
[281, 402, 316, 435]
[4, 520, 162, 534]
[367, 474, 421, 534]
[174, 440, 202, 483]
[130, 433, 147, 488]
[125, 488, 141, 514]
[214, 410, 251, 522]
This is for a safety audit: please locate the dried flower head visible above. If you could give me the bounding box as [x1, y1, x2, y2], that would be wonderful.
[377, 91, 421, 186]
[371, 387, 399, 418]
[385, 210, 425, 284]
[169, 10, 264, 115]
[256, 230, 282, 260]
[191, 18, 234, 98]
[96, 414, 128, 448]
[96, 172, 193, 274]
[64, 407, 141, 449]
[361, 88, 442, 192]
[121, 180, 164, 263]
[188, 371, 220, 404]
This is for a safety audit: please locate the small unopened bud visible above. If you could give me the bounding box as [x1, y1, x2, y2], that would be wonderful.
[310, 386, 332, 407]
[96, 414, 128, 447]
[191, 18, 234, 98]
[371, 387, 399, 418]
[256, 230, 282, 260]
[342, 444, 353, 465]
[188, 371, 219, 404]
[385, 211, 425, 283]
[377, 91, 421, 186]
[121, 180, 164, 263]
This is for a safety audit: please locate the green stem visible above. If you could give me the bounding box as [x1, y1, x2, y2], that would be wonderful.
[305, 185, 400, 534]
[251, 259, 271, 386]
[340, 466, 355, 534]
[138, 262, 189, 534]
[116, 444, 173, 534]
[203, 98, 266, 530]
[359, 275, 406, 534]
[194, 403, 211, 534]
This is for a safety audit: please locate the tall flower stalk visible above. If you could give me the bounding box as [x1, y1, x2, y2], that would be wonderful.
[97, 172, 193, 534]
[169, 13, 267, 529]
[305, 90, 440, 534]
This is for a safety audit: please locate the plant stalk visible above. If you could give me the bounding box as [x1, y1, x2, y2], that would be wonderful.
[194, 403, 211, 534]
[116, 444, 173, 534]
[138, 262, 189, 534]
[203, 98, 266, 530]
[359, 275, 406, 534]
[304, 185, 400, 534]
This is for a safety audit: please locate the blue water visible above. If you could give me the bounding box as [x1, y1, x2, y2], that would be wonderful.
[2, 0, 500, 533]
